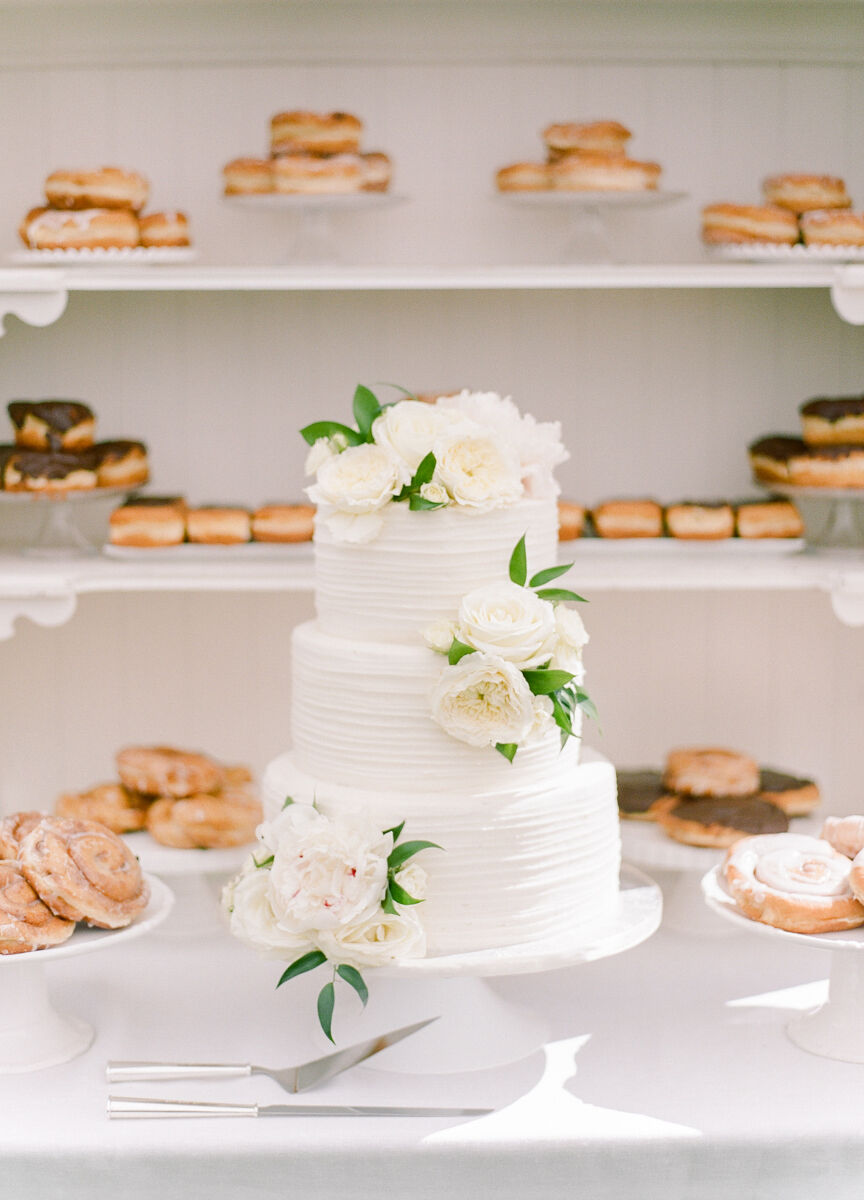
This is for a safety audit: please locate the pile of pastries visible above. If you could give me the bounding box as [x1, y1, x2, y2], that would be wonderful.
[749, 392, 864, 489]
[617, 745, 820, 847]
[702, 172, 864, 247]
[19, 166, 191, 250]
[0, 400, 149, 494]
[495, 119, 662, 193]
[55, 745, 262, 850]
[720, 817, 864, 934]
[0, 812, 150, 953]
[108, 496, 314, 546]
[223, 109, 392, 196]
[557, 497, 803, 540]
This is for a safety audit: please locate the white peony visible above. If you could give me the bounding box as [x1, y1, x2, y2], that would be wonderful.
[222, 867, 314, 959]
[315, 907, 426, 969]
[430, 651, 536, 748]
[433, 430, 523, 512]
[550, 605, 589, 682]
[371, 400, 467, 474]
[266, 805, 391, 934]
[423, 617, 457, 654]
[457, 580, 557, 669]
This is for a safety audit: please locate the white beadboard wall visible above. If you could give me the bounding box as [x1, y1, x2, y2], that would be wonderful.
[1, 0, 864, 820]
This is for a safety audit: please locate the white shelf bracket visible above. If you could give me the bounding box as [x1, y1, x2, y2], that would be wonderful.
[0, 591, 77, 640]
[830, 579, 864, 627]
[0, 289, 67, 336]
[830, 267, 864, 325]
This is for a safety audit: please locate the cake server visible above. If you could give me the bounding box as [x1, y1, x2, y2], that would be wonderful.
[108, 1095, 491, 1120]
[106, 1017, 437, 1094]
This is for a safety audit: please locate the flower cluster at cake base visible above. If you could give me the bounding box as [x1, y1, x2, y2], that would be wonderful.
[301, 384, 568, 543]
[425, 536, 597, 761]
[222, 801, 440, 1040]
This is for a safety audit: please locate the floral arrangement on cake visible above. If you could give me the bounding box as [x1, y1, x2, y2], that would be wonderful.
[223, 800, 440, 1040]
[301, 385, 568, 543]
[424, 537, 596, 760]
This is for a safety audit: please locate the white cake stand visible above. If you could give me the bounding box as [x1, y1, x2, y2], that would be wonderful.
[0, 875, 172, 1073]
[702, 865, 864, 1063]
[225, 193, 408, 264]
[0, 486, 135, 555]
[758, 481, 864, 551]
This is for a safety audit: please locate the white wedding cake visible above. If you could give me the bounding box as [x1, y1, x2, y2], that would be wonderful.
[263, 390, 621, 958]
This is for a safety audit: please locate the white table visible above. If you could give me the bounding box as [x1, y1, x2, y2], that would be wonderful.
[6, 887, 864, 1200]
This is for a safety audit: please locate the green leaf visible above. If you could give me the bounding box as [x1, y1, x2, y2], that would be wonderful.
[252, 853, 274, 870]
[374, 382, 418, 401]
[534, 587, 587, 604]
[382, 885, 398, 915]
[388, 839, 442, 871]
[496, 742, 518, 762]
[508, 535, 527, 587]
[575, 688, 600, 726]
[353, 385, 382, 438]
[318, 981, 336, 1043]
[384, 820, 405, 844]
[408, 494, 446, 511]
[447, 637, 475, 665]
[529, 562, 574, 587]
[522, 668, 575, 695]
[387, 878, 424, 906]
[550, 694, 573, 737]
[282, 795, 295, 809]
[276, 950, 327, 988]
[336, 964, 368, 1007]
[299, 420, 363, 447]
[411, 451, 437, 488]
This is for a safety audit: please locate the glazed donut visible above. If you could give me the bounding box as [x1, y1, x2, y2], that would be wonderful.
[658, 795, 788, 847]
[820, 815, 864, 860]
[701, 203, 799, 246]
[116, 745, 225, 798]
[762, 173, 850, 215]
[222, 158, 274, 195]
[542, 120, 632, 159]
[550, 153, 661, 192]
[186, 506, 252, 545]
[757, 768, 820, 817]
[616, 769, 675, 822]
[723, 833, 864, 933]
[44, 167, 149, 212]
[8, 400, 95, 452]
[138, 211, 190, 248]
[145, 790, 262, 849]
[800, 209, 864, 248]
[800, 396, 864, 446]
[251, 503, 315, 543]
[0, 811, 45, 860]
[592, 499, 663, 538]
[0, 861, 76, 954]
[269, 110, 363, 156]
[557, 500, 586, 540]
[2, 449, 98, 494]
[272, 153, 363, 195]
[360, 152, 392, 193]
[663, 747, 760, 798]
[664, 502, 735, 540]
[93, 440, 150, 488]
[18, 817, 150, 929]
[55, 783, 151, 835]
[20, 207, 139, 250]
[734, 500, 804, 539]
[495, 163, 550, 192]
[108, 496, 187, 548]
[748, 435, 810, 485]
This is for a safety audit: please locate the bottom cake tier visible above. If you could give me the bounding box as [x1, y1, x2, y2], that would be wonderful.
[262, 747, 621, 957]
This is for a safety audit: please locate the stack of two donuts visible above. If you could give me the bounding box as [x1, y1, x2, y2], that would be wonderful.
[749, 392, 864, 490]
[702, 171, 864, 248]
[496, 119, 662, 193]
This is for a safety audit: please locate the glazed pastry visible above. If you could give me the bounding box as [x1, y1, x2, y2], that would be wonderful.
[542, 120, 632, 159]
[360, 152, 392, 192]
[108, 496, 187, 547]
[616, 769, 674, 821]
[93, 441, 149, 488]
[116, 745, 225, 798]
[495, 163, 550, 192]
[8, 400, 95, 451]
[748, 435, 810, 484]
[272, 153, 363, 194]
[663, 746, 760, 798]
[44, 167, 149, 212]
[664, 502, 734, 540]
[18, 816, 150, 929]
[701, 203, 799, 246]
[658, 795, 788, 847]
[788, 443, 864, 488]
[55, 782, 151, 835]
[557, 501, 586, 540]
[20, 207, 139, 250]
[0, 860, 76, 954]
[0, 811, 45, 860]
[222, 158, 274, 195]
[734, 500, 804, 539]
[800, 209, 864, 247]
[800, 396, 864, 446]
[757, 768, 820, 816]
[550, 153, 661, 192]
[723, 833, 864, 933]
[138, 211, 191, 248]
[186, 506, 252, 545]
[145, 790, 262, 849]
[222, 764, 255, 790]
[2, 449, 97, 494]
[269, 110, 363, 156]
[251, 503, 315, 543]
[592, 499, 663, 538]
[762, 174, 851, 215]
[820, 814, 864, 860]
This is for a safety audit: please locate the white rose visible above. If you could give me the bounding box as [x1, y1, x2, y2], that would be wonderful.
[418, 481, 449, 505]
[315, 907, 426, 969]
[457, 580, 557, 669]
[304, 437, 337, 476]
[433, 431, 523, 512]
[430, 651, 535, 748]
[371, 400, 467, 474]
[222, 867, 313, 959]
[550, 605, 589, 681]
[423, 618, 457, 654]
[524, 694, 555, 745]
[307, 442, 406, 515]
[267, 805, 391, 934]
[393, 860, 428, 903]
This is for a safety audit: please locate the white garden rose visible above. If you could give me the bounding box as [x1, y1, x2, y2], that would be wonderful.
[430, 651, 535, 748]
[222, 867, 314, 959]
[418, 480, 449, 505]
[433, 430, 523, 512]
[457, 580, 557, 669]
[307, 442, 406, 514]
[550, 605, 589, 681]
[524, 694, 556, 745]
[304, 437, 337, 476]
[315, 907, 426, 969]
[266, 805, 391, 934]
[371, 400, 467, 474]
[423, 617, 457, 654]
[393, 860, 428, 903]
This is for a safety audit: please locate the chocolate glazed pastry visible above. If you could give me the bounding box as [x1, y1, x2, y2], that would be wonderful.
[657, 795, 788, 847]
[2, 448, 99, 492]
[800, 396, 864, 446]
[8, 400, 95, 451]
[616, 770, 674, 821]
[757, 768, 820, 816]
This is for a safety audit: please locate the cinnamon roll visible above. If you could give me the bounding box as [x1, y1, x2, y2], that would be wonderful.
[0, 811, 45, 860]
[116, 745, 225, 798]
[663, 746, 760, 798]
[0, 860, 76, 954]
[55, 783, 151, 835]
[145, 790, 262, 849]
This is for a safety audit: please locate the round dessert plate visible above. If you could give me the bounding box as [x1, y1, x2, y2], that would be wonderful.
[710, 242, 864, 263]
[123, 830, 252, 878]
[570, 537, 803, 555]
[9, 247, 197, 266]
[0, 484, 132, 505]
[225, 193, 407, 212]
[496, 189, 687, 209]
[761, 481, 864, 501]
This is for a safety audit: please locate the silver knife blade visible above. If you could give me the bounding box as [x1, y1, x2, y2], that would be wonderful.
[289, 1016, 438, 1092]
[108, 1095, 491, 1119]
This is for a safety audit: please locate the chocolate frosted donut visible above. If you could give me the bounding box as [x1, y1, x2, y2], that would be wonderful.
[616, 770, 673, 821]
[93, 440, 150, 487]
[758, 768, 820, 816]
[658, 795, 788, 847]
[748, 436, 809, 484]
[800, 396, 864, 446]
[8, 400, 95, 451]
[790, 442, 864, 488]
[2, 448, 98, 493]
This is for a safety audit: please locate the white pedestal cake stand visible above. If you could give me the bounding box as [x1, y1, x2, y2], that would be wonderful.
[123, 833, 249, 938]
[0, 875, 172, 1073]
[702, 865, 864, 1063]
[322, 864, 662, 1074]
[225, 193, 408, 264]
[0, 486, 134, 555]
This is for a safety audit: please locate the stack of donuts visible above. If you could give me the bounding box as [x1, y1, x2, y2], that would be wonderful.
[223, 110, 393, 196]
[0, 399, 149, 494]
[19, 167, 191, 251]
[702, 172, 864, 248]
[556, 497, 803, 540]
[749, 391, 864, 489]
[495, 119, 663, 193]
[108, 496, 315, 546]
[721, 817, 864, 934]
[617, 746, 820, 847]
[0, 813, 150, 954]
[55, 745, 262, 850]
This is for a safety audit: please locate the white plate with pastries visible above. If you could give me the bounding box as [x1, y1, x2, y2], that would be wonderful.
[710, 243, 864, 263]
[9, 247, 197, 266]
[102, 541, 313, 559]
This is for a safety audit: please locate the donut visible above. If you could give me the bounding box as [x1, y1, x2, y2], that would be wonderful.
[360, 152, 392, 193]
[734, 499, 804, 539]
[701, 203, 799, 246]
[0, 860, 76, 954]
[8, 400, 95, 452]
[145, 790, 262, 849]
[186, 506, 252, 545]
[108, 496, 187, 548]
[616, 769, 675, 821]
[18, 817, 150, 929]
[800, 209, 864, 247]
[44, 167, 149, 212]
[788, 443, 864, 488]
[2, 448, 98, 494]
[757, 768, 820, 817]
[550, 153, 661, 192]
[592, 499, 663, 538]
[800, 396, 864, 446]
[659, 795, 788, 847]
[269, 110, 363, 156]
[138, 211, 191, 248]
[251, 503, 315, 543]
[116, 745, 225, 798]
[222, 158, 274, 196]
[820, 815, 864, 860]
[762, 173, 851, 215]
[55, 783, 151, 835]
[0, 812, 45, 860]
[20, 207, 139, 250]
[93, 440, 150, 488]
[557, 500, 586, 540]
[723, 833, 864, 933]
[664, 502, 735, 540]
[271, 152, 363, 194]
[663, 746, 760, 798]
[495, 163, 550, 192]
[542, 120, 632, 160]
[748, 435, 810, 484]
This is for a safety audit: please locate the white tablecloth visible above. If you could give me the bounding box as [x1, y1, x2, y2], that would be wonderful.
[5, 875, 864, 1200]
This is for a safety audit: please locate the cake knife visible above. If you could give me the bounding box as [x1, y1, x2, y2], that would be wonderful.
[106, 1017, 437, 1093]
[108, 1095, 491, 1120]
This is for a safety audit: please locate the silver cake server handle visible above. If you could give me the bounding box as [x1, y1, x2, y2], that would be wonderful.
[108, 1095, 492, 1119]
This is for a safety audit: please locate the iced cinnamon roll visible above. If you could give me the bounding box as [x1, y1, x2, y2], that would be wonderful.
[116, 745, 225, 798]
[820, 815, 864, 860]
[0, 860, 76, 953]
[0, 811, 45, 860]
[55, 783, 151, 835]
[145, 790, 262, 849]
